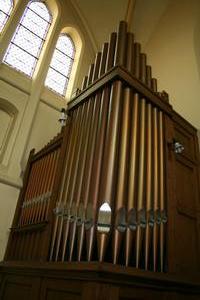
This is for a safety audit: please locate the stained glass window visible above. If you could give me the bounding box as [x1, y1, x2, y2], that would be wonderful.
[3, 1, 52, 77]
[45, 34, 75, 96]
[0, 0, 13, 32]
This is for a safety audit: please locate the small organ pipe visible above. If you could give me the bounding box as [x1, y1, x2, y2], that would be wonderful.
[99, 43, 109, 77]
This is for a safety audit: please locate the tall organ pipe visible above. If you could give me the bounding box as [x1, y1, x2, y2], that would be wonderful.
[55, 105, 87, 261]
[136, 98, 146, 268]
[125, 93, 139, 266]
[113, 86, 130, 264]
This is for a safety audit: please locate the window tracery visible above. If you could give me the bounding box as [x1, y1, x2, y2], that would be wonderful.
[45, 34, 75, 96]
[3, 1, 52, 77]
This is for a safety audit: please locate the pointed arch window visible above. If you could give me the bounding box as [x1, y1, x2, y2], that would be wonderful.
[3, 1, 52, 77]
[45, 34, 75, 96]
[0, 0, 14, 33]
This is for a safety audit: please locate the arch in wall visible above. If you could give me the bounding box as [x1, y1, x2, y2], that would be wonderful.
[0, 98, 18, 163]
[60, 26, 83, 99]
[0, 0, 14, 33]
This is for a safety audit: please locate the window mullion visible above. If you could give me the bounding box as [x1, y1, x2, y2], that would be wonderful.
[20, 23, 45, 41]
[10, 42, 38, 60]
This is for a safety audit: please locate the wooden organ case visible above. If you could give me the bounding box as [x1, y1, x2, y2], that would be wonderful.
[0, 21, 200, 300]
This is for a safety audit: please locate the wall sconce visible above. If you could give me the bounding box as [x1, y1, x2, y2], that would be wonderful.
[59, 108, 68, 127]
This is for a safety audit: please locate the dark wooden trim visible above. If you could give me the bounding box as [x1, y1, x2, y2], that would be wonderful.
[10, 222, 48, 233]
[68, 66, 172, 115]
[31, 132, 63, 163]
[4, 149, 35, 260]
[0, 262, 200, 294]
[39, 123, 72, 261]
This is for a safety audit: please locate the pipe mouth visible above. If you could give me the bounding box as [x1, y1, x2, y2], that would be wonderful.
[97, 202, 112, 233]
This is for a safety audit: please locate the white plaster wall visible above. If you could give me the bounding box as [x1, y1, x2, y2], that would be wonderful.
[144, 0, 200, 129]
[0, 183, 20, 260]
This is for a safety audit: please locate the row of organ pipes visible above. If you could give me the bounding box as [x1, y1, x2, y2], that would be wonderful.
[9, 144, 61, 261]
[49, 21, 167, 272]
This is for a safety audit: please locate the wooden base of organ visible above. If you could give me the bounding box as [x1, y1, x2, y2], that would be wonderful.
[0, 262, 200, 300]
[1, 21, 200, 299]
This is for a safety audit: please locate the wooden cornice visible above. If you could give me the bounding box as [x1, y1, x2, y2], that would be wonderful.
[67, 65, 173, 116]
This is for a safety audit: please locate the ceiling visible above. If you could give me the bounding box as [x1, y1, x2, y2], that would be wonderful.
[74, 0, 171, 50]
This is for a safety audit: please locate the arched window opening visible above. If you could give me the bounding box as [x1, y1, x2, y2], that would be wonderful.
[45, 34, 75, 96]
[0, 0, 13, 33]
[3, 1, 52, 77]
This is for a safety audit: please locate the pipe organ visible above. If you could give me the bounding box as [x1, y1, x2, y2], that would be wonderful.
[49, 21, 169, 271]
[1, 21, 200, 300]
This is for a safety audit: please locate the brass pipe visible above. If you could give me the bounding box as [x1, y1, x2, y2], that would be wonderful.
[114, 21, 127, 67]
[134, 43, 141, 78]
[88, 64, 95, 86]
[99, 43, 109, 77]
[21, 162, 37, 226]
[140, 53, 147, 83]
[19, 162, 36, 226]
[44, 148, 60, 220]
[151, 78, 157, 92]
[39, 149, 58, 222]
[54, 105, 86, 261]
[81, 76, 88, 90]
[68, 100, 94, 261]
[136, 98, 146, 268]
[93, 52, 102, 82]
[125, 93, 139, 266]
[145, 103, 152, 270]
[36, 153, 52, 222]
[153, 107, 159, 272]
[159, 110, 165, 272]
[113, 86, 131, 264]
[85, 86, 110, 261]
[126, 32, 134, 73]
[36, 152, 52, 222]
[77, 94, 101, 261]
[146, 66, 152, 89]
[26, 159, 42, 225]
[105, 32, 117, 71]
[31, 154, 50, 223]
[97, 80, 123, 262]
[29, 157, 45, 224]
[57, 108, 85, 262]
[49, 108, 80, 261]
